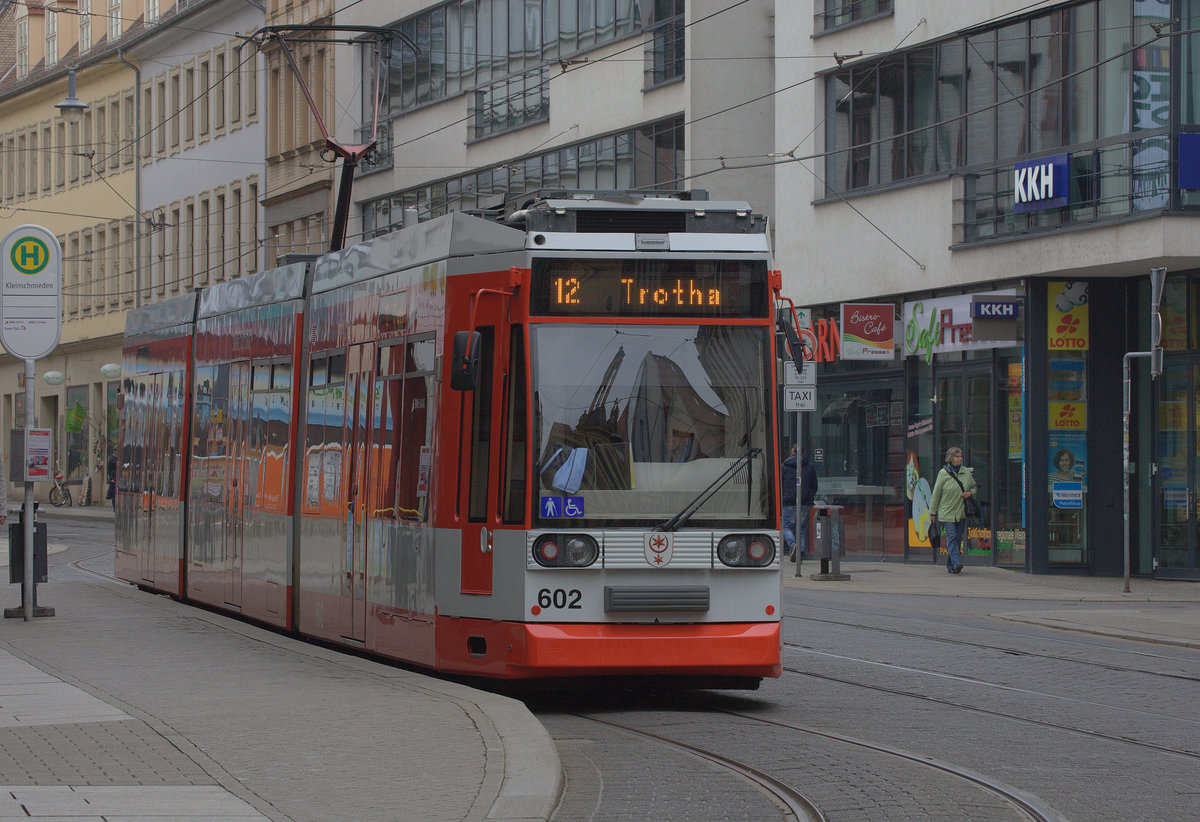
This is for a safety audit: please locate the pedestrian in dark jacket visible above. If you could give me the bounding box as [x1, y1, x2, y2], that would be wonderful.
[106, 453, 117, 511]
[780, 447, 798, 557]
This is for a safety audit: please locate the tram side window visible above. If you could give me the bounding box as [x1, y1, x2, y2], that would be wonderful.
[468, 328, 495, 522]
[164, 370, 184, 499]
[303, 355, 326, 513]
[373, 343, 402, 519]
[502, 325, 527, 524]
[397, 336, 435, 521]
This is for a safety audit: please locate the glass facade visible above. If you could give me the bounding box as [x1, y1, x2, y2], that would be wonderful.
[378, 0, 645, 120]
[362, 116, 684, 234]
[822, 0, 1200, 241]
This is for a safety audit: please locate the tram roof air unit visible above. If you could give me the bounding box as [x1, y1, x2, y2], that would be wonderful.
[500, 190, 766, 236]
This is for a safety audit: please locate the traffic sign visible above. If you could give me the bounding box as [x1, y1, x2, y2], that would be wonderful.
[784, 360, 816, 386]
[783, 386, 815, 412]
[0, 225, 62, 361]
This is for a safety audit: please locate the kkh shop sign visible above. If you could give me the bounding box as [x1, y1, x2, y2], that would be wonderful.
[840, 303, 895, 360]
[1013, 154, 1068, 213]
[903, 290, 1017, 363]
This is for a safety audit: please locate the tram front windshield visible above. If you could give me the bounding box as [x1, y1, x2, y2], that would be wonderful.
[531, 324, 772, 528]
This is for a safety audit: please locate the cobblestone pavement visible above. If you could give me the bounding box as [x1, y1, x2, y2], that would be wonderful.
[0, 529, 559, 822]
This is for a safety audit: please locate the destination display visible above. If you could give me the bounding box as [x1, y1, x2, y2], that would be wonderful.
[531, 259, 767, 317]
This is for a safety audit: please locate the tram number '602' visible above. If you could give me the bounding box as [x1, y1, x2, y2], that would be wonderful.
[538, 588, 582, 609]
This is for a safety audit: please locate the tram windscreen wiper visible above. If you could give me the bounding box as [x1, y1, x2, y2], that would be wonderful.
[656, 448, 761, 533]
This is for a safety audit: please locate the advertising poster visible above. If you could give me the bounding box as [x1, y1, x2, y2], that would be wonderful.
[1047, 282, 1089, 350]
[26, 428, 51, 481]
[1049, 430, 1087, 509]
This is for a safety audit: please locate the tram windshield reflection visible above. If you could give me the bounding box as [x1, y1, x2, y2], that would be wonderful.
[530, 324, 772, 527]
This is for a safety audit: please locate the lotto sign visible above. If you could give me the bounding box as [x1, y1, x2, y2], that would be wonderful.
[0, 225, 62, 360]
[1047, 282, 1089, 351]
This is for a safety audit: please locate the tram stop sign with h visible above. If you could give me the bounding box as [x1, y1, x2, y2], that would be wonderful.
[0, 225, 62, 361]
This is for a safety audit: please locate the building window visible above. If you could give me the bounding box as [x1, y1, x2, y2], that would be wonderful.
[79, 0, 92, 51]
[231, 46, 243, 125]
[184, 67, 195, 142]
[387, 0, 645, 118]
[170, 72, 181, 150]
[644, 0, 684, 89]
[199, 58, 211, 137]
[471, 66, 549, 140]
[214, 49, 227, 132]
[817, 0, 893, 33]
[825, 0, 1187, 242]
[147, 0, 159, 23]
[109, 0, 122, 42]
[46, 10, 58, 65]
[16, 18, 28, 77]
[363, 115, 677, 236]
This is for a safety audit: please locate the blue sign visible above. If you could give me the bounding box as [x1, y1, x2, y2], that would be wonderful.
[1051, 481, 1083, 509]
[540, 496, 563, 517]
[1181, 133, 1200, 190]
[564, 496, 585, 517]
[1014, 153, 1069, 213]
[971, 299, 1020, 319]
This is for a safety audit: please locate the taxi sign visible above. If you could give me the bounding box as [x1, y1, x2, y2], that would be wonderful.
[0, 225, 62, 360]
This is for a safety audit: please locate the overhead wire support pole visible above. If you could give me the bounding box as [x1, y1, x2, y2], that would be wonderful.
[257, 24, 415, 252]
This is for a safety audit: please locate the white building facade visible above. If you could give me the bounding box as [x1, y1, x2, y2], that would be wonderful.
[332, 0, 776, 242]
[776, 0, 1200, 578]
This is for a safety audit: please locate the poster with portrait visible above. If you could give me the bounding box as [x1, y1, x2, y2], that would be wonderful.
[1049, 430, 1087, 488]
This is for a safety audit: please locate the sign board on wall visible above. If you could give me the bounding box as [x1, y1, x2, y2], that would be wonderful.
[840, 303, 895, 360]
[902, 290, 1017, 363]
[1047, 282, 1089, 351]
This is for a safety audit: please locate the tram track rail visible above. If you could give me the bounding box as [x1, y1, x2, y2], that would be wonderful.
[568, 707, 1060, 822]
[782, 647, 1200, 760]
[784, 603, 1200, 682]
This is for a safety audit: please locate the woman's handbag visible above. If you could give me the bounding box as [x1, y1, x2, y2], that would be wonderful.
[948, 470, 982, 520]
[927, 520, 941, 549]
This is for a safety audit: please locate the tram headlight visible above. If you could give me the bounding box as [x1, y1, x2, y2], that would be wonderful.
[533, 534, 599, 568]
[717, 534, 776, 568]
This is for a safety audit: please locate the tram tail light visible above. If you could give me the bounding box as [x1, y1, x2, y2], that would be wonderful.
[717, 534, 776, 568]
[533, 534, 599, 568]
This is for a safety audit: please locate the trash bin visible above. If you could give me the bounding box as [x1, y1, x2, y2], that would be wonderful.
[9, 520, 48, 584]
[811, 504, 844, 560]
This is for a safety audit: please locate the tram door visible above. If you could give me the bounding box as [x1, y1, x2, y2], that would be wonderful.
[140, 374, 162, 584]
[225, 361, 250, 608]
[460, 290, 515, 595]
[342, 343, 375, 641]
[1156, 359, 1200, 577]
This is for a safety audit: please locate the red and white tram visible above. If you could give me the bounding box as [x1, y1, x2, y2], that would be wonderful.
[117, 191, 789, 685]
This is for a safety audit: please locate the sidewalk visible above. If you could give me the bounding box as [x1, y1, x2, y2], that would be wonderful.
[0, 513, 561, 822]
[783, 556, 1200, 650]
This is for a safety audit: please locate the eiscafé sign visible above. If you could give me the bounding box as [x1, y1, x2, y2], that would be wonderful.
[840, 303, 895, 360]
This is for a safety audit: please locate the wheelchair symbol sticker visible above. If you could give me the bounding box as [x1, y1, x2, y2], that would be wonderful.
[564, 496, 584, 517]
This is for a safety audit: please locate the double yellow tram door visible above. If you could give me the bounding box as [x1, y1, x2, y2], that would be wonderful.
[343, 343, 374, 642]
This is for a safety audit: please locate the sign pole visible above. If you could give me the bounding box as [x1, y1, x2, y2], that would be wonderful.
[23, 359, 33, 620]
[1, 225, 63, 620]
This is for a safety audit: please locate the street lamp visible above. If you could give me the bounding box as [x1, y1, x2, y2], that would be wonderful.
[55, 70, 89, 124]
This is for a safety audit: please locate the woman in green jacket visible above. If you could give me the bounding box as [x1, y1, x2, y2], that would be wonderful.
[929, 446, 976, 574]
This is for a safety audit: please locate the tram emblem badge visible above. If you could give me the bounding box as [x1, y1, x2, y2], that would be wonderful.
[644, 533, 673, 567]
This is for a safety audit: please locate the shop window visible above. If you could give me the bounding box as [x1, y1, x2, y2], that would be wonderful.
[65, 386, 90, 481]
[1047, 282, 1090, 564]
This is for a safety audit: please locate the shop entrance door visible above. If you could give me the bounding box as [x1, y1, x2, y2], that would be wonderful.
[934, 364, 993, 564]
[1155, 358, 1200, 578]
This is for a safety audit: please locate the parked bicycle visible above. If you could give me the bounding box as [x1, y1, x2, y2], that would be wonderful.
[49, 470, 73, 507]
